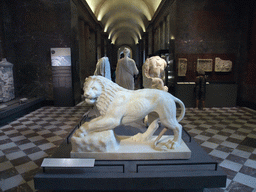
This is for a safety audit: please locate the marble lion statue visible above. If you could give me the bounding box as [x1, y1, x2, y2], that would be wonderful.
[75, 75, 185, 149]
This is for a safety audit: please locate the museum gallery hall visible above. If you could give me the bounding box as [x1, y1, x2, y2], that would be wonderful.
[0, 0, 256, 192]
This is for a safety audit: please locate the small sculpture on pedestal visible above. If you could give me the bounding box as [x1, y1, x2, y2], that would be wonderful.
[115, 48, 139, 90]
[71, 76, 186, 155]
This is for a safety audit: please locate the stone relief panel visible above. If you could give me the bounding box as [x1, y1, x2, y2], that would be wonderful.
[178, 58, 187, 76]
[215, 57, 232, 72]
[197, 59, 213, 72]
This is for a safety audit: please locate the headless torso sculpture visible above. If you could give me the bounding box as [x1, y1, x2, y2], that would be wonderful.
[115, 48, 139, 90]
[142, 56, 168, 91]
[142, 56, 168, 125]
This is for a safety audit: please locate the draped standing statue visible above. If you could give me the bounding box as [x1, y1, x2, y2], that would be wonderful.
[115, 48, 139, 90]
[94, 57, 111, 80]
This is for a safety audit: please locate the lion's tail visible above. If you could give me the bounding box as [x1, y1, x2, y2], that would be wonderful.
[174, 97, 185, 122]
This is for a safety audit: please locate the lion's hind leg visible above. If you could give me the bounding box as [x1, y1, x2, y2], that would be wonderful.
[131, 119, 159, 142]
[159, 120, 183, 149]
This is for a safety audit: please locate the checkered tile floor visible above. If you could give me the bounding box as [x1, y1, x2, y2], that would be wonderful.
[0, 106, 90, 192]
[0, 106, 255, 191]
[181, 107, 256, 192]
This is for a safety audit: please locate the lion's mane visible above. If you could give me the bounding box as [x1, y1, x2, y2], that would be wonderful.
[88, 76, 129, 115]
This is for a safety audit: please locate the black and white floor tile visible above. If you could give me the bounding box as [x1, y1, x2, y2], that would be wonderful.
[0, 106, 90, 192]
[181, 107, 256, 192]
[0, 106, 255, 191]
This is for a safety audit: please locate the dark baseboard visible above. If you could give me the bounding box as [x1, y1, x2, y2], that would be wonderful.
[0, 97, 45, 127]
[237, 98, 256, 110]
[42, 100, 54, 106]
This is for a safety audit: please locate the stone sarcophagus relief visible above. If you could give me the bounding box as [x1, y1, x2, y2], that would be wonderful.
[0, 58, 15, 102]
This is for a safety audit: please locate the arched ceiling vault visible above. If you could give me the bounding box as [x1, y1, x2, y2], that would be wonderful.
[112, 29, 139, 44]
[85, 0, 162, 46]
[109, 22, 142, 40]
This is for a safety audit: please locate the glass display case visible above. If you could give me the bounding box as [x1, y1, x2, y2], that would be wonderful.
[0, 58, 15, 103]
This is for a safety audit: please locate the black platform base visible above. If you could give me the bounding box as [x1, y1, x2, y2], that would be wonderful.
[34, 121, 227, 191]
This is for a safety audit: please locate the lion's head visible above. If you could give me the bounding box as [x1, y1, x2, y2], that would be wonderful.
[83, 76, 126, 115]
[83, 76, 103, 105]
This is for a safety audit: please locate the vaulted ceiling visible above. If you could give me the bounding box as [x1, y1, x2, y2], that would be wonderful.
[85, 0, 162, 46]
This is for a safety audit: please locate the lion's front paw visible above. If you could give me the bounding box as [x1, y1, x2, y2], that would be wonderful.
[73, 129, 85, 137]
[79, 123, 90, 133]
[74, 125, 89, 137]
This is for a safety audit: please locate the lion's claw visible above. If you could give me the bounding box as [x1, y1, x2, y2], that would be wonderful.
[130, 133, 149, 142]
[73, 126, 88, 137]
[162, 140, 180, 149]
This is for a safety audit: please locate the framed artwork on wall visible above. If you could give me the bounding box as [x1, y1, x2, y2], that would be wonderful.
[51, 48, 71, 67]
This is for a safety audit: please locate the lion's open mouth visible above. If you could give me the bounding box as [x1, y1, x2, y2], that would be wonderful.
[85, 97, 97, 104]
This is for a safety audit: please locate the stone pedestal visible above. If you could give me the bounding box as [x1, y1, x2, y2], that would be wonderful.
[0, 58, 15, 102]
[70, 135, 191, 160]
